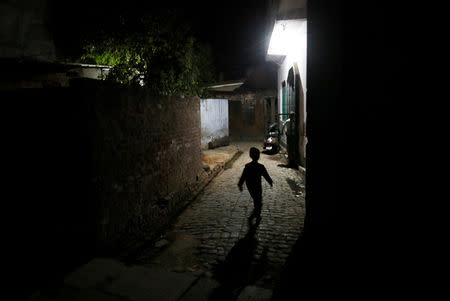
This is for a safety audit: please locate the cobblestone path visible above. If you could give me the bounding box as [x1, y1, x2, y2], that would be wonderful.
[135, 142, 305, 289]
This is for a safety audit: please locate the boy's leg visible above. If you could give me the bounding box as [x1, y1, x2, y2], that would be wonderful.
[249, 191, 262, 219]
[254, 196, 262, 212]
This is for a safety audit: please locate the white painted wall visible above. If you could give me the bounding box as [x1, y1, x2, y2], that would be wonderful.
[277, 19, 307, 123]
[200, 99, 229, 149]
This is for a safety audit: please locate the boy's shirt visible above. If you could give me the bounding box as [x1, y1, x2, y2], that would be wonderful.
[238, 161, 273, 194]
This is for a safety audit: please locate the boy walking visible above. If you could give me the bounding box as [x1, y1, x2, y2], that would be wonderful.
[238, 147, 273, 223]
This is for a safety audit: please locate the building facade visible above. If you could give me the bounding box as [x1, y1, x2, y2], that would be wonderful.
[266, 0, 307, 167]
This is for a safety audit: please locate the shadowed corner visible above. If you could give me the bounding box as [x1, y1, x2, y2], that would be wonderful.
[269, 225, 343, 300]
[209, 218, 268, 301]
[269, 229, 308, 301]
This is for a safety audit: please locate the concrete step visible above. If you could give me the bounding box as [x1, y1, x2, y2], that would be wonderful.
[31, 258, 198, 301]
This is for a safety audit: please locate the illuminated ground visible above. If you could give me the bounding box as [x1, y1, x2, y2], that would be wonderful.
[133, 142, 306, 293]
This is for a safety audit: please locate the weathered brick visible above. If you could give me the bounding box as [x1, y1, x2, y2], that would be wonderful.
[84, 86, 205, 251]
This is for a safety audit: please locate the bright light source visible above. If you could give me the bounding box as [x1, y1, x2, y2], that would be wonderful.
[267, 19, 306, 56]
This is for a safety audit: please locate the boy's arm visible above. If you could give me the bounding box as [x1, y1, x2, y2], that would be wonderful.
[238, 167, 247, 191]
[262, 166, 273, 187]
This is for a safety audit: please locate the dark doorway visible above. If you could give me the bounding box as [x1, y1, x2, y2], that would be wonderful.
[286, 64, 306, 167]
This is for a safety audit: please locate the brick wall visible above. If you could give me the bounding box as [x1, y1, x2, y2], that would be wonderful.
[84, 85, 205, 251]
[3, 81, 206, 259]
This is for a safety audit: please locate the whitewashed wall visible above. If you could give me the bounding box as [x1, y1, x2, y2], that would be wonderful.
[277, 19, 307, 123]
[200, 99, 229, 149]
[275, 19, 307, 161]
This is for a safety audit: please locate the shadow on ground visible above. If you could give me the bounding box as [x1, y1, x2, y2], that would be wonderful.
[209, 214, 269, 301]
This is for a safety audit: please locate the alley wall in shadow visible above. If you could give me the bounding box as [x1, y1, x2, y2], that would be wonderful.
[2, 80, 208, 298]
[269, 0, 441, 300]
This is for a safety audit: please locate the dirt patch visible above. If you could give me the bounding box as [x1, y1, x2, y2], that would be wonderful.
[202, 153, 229, 166]
[202, 145, 241, 170]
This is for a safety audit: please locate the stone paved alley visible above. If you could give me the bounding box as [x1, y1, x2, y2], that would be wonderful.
[131, 142, 306, 294]
[30, 142, 305, 301]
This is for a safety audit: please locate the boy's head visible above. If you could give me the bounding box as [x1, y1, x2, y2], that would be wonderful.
[249, 147, 260, 161]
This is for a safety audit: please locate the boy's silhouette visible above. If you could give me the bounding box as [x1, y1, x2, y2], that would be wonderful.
[238, 147, 273, 223]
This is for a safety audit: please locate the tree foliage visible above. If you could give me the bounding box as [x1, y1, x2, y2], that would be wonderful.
[81, 13, 216, 97]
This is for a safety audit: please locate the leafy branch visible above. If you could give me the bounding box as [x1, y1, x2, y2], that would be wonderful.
[81, 13, 215, 97]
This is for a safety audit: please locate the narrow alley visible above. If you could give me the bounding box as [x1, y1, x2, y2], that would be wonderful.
[32, 142, 305, 301]
[134, 142, 305, 288]
[5, 0, 421, 299]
